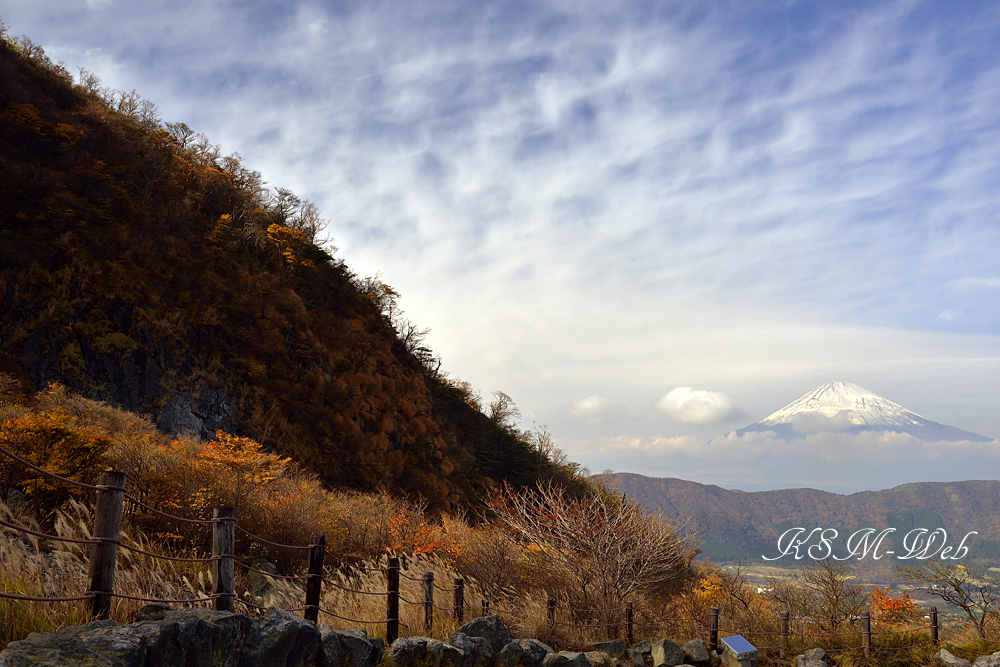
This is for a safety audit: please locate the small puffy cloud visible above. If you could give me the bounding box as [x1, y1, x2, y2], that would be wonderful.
[568, 395, 623, 423]
[935, 310, 956, 322]
[656, 387, 745, 425]
[600, 434, 702, 454]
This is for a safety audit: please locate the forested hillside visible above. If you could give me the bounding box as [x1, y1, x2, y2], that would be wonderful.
[0, 26, 582, 510]
[616, 473, 1000, 564]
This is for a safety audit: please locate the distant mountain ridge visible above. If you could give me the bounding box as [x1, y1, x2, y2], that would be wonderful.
[614, 473, 1000, 564]
[736, 381, 991, 442]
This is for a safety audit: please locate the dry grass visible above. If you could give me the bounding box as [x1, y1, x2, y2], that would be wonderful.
[0, 499, 214, 645]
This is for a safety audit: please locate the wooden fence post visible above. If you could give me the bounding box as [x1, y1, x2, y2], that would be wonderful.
[930, 606, 939, 645]
[386, 557, 400, 645]
[212, 507, 235, 612]
[862, 610, 871, 657]
[422, 572, 434, 634]
[547, 599, 556, 630]
[454, 578, 465, 623]
[88, 471, 126, 620]
[482, 599, 490, 617]
[709, 607, 719, 653]
[780, 610, 789, 655]
[626, 601, 634, 646]
[305, 534, 325, 623]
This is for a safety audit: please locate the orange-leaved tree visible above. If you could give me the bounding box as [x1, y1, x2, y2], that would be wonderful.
[869, 586, 918, 625]
[0, 408, 110, 522]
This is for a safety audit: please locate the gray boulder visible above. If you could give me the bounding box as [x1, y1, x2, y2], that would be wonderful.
[795, 647, 829, 667]
[0, 633, 110, 666]
[497, 641, 526, 667]
[370, 637, 386, 665]
[592, 641, 628, 660]
[650, 639, 684, 667]
[974, 655, 1000, 667]
[319, 625, 345, 667]
[801, 648, 827, 662]
[680, 640, 710, 665]
[388, 637, 462, 667]
[129, 619, 184, 664]
[159, 608, 238, 666]
[338, 628, 376, 667]
[0, 606, 353, 667]
[450, 633, 493, 667]
[390, 637, 428, 666]
[626, 641, 650, 667]
[936, 649, 972, 667]
[57, 620, 146, 666]
[796, 659, 828, 667]
[544, 652, 592, 667]
[454, 615, 512, 654]
[425, 639, 449, 667]
[239, 607, 321, 667]
[439, 640, 466, 667]
[624, 650, 645, 667]
[516, 639, 554, 667]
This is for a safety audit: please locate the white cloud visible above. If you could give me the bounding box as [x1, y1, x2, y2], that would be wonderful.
[656, 387, 745, 425]
[5, 0, 1000, 491]
[706, 430, 1000, 463]
[600, 434, 701, 454]
[568, 395, 623, 423]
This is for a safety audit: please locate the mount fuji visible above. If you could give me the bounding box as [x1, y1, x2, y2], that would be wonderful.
[735, 381, 991, 442]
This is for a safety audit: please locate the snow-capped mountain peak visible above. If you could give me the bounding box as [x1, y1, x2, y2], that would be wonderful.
[737, 381, 990, 442]
[758, 381, 925, 428]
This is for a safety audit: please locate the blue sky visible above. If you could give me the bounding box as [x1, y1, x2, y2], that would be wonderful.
[5, 0, 1000, 492]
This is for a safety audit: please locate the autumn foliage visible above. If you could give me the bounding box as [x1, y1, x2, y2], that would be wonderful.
[0, 26, 583, 514]
[869, 585, 919, 624]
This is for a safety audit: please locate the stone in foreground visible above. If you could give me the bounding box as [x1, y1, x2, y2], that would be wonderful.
[935, 649, 973, 667]
[454, 616, 512, 654]
[650, 639, 684, 667]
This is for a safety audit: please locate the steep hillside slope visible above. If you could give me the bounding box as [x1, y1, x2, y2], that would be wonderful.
[0, 35, 561, 509]
[616, 473, 1000, 564]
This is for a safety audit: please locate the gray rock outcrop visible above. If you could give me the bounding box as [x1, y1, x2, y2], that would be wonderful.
[591, 641, 627, 660]
[515, 639, 554, 667]
[680, 639, 710, 665]
[0, 606, 382, 667]
[626, 641, 651, 667]
[496, 641, 526, 667]
[650, 639, 684, 667]
[449, 633, 494, 667]
[974, 653, 1000, 667]
[795, 646, 830, 667]
[454, 615, 511, 654]
[543, 651, 592, 667]
[936, 649, 973, 667]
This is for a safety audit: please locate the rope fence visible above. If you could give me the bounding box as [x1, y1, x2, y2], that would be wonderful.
[0, 445, 980, 655]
